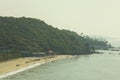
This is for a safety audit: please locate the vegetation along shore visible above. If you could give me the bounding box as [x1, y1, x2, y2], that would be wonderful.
[0, 16, 111, 61]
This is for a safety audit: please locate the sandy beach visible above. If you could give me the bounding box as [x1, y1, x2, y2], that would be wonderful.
[0, 55, 72, 78]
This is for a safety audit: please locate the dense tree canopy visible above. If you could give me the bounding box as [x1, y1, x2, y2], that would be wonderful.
[0, 16, 111, 61]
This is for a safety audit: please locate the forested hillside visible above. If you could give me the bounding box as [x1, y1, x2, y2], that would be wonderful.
[0, 16, 111, 61]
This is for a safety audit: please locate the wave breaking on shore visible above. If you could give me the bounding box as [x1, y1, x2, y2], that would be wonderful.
[0, 62, 45, 79]
[0, 55, 72, 79]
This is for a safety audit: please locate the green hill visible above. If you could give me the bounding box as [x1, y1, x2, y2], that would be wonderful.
[0, 16, 111, 61]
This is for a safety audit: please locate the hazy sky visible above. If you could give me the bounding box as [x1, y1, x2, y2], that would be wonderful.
[0, 0, 120, 38]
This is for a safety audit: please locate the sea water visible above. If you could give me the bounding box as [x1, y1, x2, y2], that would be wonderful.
[1, 50, 120, 80]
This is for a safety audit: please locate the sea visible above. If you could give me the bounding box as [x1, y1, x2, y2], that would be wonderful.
[1, 50, 120, 80]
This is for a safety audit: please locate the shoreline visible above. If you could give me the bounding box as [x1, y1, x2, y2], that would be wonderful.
[0, 55, 72, 79]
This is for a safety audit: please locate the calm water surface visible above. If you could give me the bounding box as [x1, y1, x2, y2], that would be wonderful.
[1, 50, 120, 80]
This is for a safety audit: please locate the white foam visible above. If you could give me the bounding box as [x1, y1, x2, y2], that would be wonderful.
[0, 62, 45, 79]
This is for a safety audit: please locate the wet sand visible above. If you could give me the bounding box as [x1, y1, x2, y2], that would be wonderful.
[0, 55, 72, 78]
